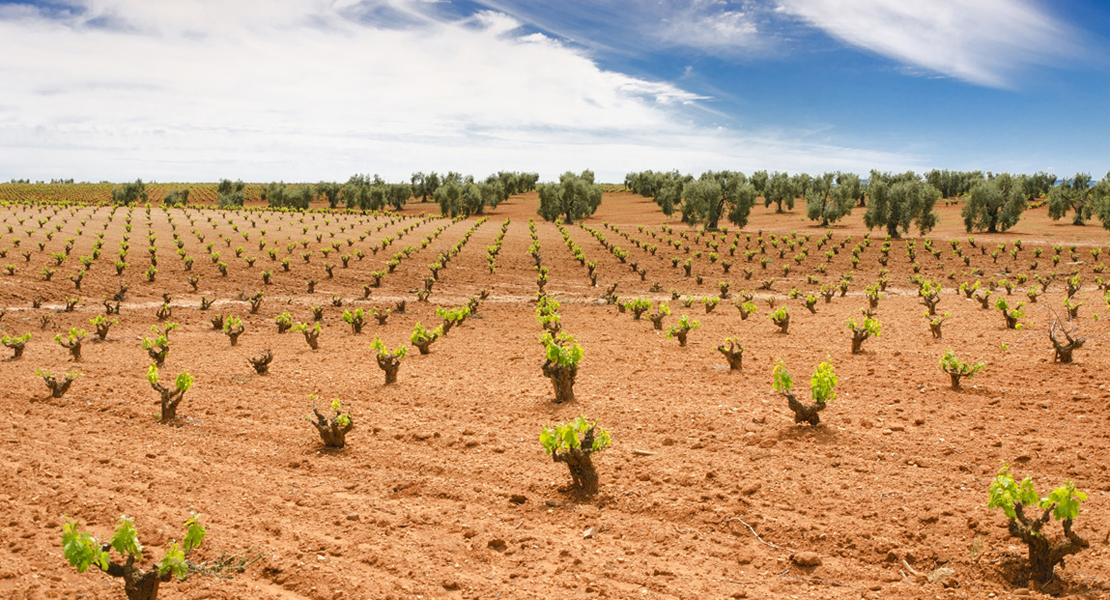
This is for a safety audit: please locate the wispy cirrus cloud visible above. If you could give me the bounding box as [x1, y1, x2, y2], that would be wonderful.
[0, 0, 920, 182]
[775, 0, 1083, 88]
[474, 0, 781, 57]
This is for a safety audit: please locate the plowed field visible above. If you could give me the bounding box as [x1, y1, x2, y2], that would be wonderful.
[1, 190, 1108, 600]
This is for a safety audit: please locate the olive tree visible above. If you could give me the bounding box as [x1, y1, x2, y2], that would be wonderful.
[317, 181, 342, 208]
[537, 170, 602, 223]
[1023, 171, 1057, 200]
[385, 183, 409, 210]
[1094, 172, 1110, 230]
[162, 188, 189, 207]
[806, 172, 857, 226]
[269, 183, 314, 210]
[216, 179, 245, 207]
[748, 170, 769, 198]
[411, 171, 441, 202]
[1049, 173, 1094, 225]
[434, 180, 464, 217]
[112, 179, 148, 206]
[660, 174, 694, 216]
[480, 175, 508, 210]
[680, 170, 757, 230]
[863, 171, 940, 237]
[925, 169, 984, 198]
[763, 171, 797, 213]
[962, 174, 1027, 233]
[434, 178, 483, 217]
[341, 175, 374, 210]
[496, 170, 538, 195]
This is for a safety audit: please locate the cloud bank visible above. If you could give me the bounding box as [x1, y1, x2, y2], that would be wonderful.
[776, 0, 1081, 88]
[0, 0, 919, 182]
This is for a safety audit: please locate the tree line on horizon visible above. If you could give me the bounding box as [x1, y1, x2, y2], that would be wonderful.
[11, 167, 1109, 233]
[624, 168, 1110, 235]
[98, 171, 541, 215]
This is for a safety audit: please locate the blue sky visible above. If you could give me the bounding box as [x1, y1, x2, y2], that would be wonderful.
[0, 0, 1107, 183]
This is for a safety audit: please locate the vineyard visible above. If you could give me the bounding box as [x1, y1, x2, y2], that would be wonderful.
[0, 187, 1108, 600]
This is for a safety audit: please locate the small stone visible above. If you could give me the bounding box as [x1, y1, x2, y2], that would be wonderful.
[442, 580, 459, 591]
[1013, 588, 1030, 596]
[927, 567, 956, 587]
[487, 538, 507, 551]
[583, 526, 596, 539]
[345, 513, 359, 522]
[791, 551, 822, 566]
[509, 494, 527, 504]
[741, 482, 761, 496]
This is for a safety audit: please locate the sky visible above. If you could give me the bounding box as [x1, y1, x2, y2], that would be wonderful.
[0, 0, 1107, 183]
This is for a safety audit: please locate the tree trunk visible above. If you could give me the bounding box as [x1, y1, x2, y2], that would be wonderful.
[782, 391, 825, 426]
[382, 364, 399, 385]
[717, 348, 742, 370]
[851, 332, 865, 354]
[1007, 513, 1088, 584]
[553, 449, 598, 495]
[105, 561, 168, 600]
[158, 387, 185, 421]
[310, 404, 353, 448]
[930, 322, 943, 339]
[949, 373, 962, 390]
[542, 361, 576, 403]
[48, 376, 75, 398]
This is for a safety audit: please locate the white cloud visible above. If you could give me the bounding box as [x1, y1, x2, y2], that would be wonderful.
[655, 1, 765, 53]
[0, 0, 920, 182]
[776, 0, 1079, 87]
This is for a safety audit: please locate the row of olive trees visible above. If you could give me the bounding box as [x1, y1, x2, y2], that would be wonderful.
[432, 171, 540, 218]
[625, 169, 865, 231]
[109, 172, 539, 213]
[413, 171, 538, 204]
[626, 169, 1110, 234]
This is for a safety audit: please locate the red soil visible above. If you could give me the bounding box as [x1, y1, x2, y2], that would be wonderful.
[0, 191, 1108, 600]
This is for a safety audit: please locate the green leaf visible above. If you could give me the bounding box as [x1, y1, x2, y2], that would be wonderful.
[62, 518, 109, 573]
[109, 516, 143, 561]
[771, 359, 792, 393]
[810, 361, 837, 404]
[174, 371, 194, 393]
[181, 514, 206, 553]
[157, 541, 188, 579]
[1044, 482, 1087, 521]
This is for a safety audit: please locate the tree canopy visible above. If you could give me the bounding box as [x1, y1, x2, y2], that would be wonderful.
[925, 169, 983, 198]
[805, 172, 858, 226]
[763, 171, 797, 213]
[679, 170, 756, 230]
[216, 179, 245, 207]
[1048, 173, 1094, 225]
[537, 170, 602, 223]
[316, 181, 342, 209]
[863, 171, 940, 237]
[1094, 172, 1110, 231]
[111, 179, 148, 206]
[962, 173, 1027, 233]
